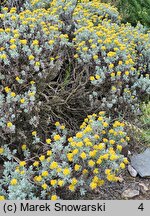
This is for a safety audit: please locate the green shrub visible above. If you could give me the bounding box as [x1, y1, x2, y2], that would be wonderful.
[101, 0, 150, 28]
[141, 101, 150, 126]
[124, 101, 150, 149]
[140, 102, 150, 144]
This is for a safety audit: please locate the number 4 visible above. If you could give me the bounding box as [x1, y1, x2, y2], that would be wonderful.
[138, 203, 144, 211]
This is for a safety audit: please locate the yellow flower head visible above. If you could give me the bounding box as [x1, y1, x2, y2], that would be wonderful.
[90, 76, 95, 81]
[30, 80, 35, 85]
[71, 178, 78, 185]
[42, 171, 48, 177]
[93, 168, 99, 174]
[58, 180, 64, 187]
[50, 179, 57, 186]
[48, 40, 54, 45]
[32, 40, 39, 46]
[90, 182, 97, 190]
[46, 138, 51, 144]
[69, 184, 75, 191]
[39, 155, 45, 162]
[20, 98, 25, 104]
[74, 164, 81, 171]
[10, 178, 18, 186]
[36, 175, 42, 182]
[15, 76, 20, 81]
[35, 61, 40, 66]
[67, 153, 73, 162]
[33, 161, 39, 167]
[10, 44, 17, 50]
[74, 54, 79, 58]
[76, 141, 83, 147]
[110, 155, 118, 161]
[42, 183, 48, 190]
[80, 152, 87, 159]
[32, 131, 37, 136]
[110, 72, 115, 77]
[117, 145, 122, 151]
[20, 39, 27, 45]
[109, 139, 115, 145]
[10, 38, 16, 44]
[120, 162, 125, 169]
[47, 150, 52, 156]
[82, 47, 88, 52]
[82, 169, 88, 175]
[11, 92, 16, 97]
[107, 174, 116, 182]
[28, 55, 35, 61]
[88, 160, 95, 167]
[51, 195, 58, 200]
[63, 168, 70, 176]
[89, 150, 97, 157]
[125, 71, 129, 76]
[7, 122, 13, 128]
[68, 137, 73, 142]
[0, 54, 7, 59]
[109, 64, 114, 69]
[5, 86, 10, 93]
[0, 147, 4, 154]
[123, 157, 129, 164]
[0, 196, 5, 200]
[95, 74, 100, 79]
[50, 161, 58, 169]
[103, 122, 108, 127]
[76, 132, 83, 139]
[19, 161, 26, 167]
[72, 149, 79, 155]
[54, 134, 61, 141]
[55, 121, 60, 127]
[93, 55, 98, 60]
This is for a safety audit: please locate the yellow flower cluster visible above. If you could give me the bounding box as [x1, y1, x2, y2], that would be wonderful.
[10, 178, 18, 186]
[24, 110, 129, 198]
[64, 112, 129, 191]
[1, 0, 144, 200]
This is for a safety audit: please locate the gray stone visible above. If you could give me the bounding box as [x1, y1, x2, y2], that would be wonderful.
[122, 189, 139, 198]
[130, 148, 150, 177]
[128, 150, 131, 155]
[117, 175, 124, 183]
[139, 183, 149, 192]
[128, 165, 138, 177]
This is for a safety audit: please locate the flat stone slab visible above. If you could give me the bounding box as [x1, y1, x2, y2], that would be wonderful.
[131, 148, 150, 177]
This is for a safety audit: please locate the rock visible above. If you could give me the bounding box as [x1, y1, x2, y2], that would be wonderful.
[128, 150, 131, 155]
[130, 148, 150, 177]
[122, 189, 139, 198]
[139, 183, 149, 193]
[117, 175, 124, 183]
[128, 165, 138, 177]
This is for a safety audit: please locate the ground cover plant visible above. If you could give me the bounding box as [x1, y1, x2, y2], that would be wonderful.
[0, 0, 150, 200]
